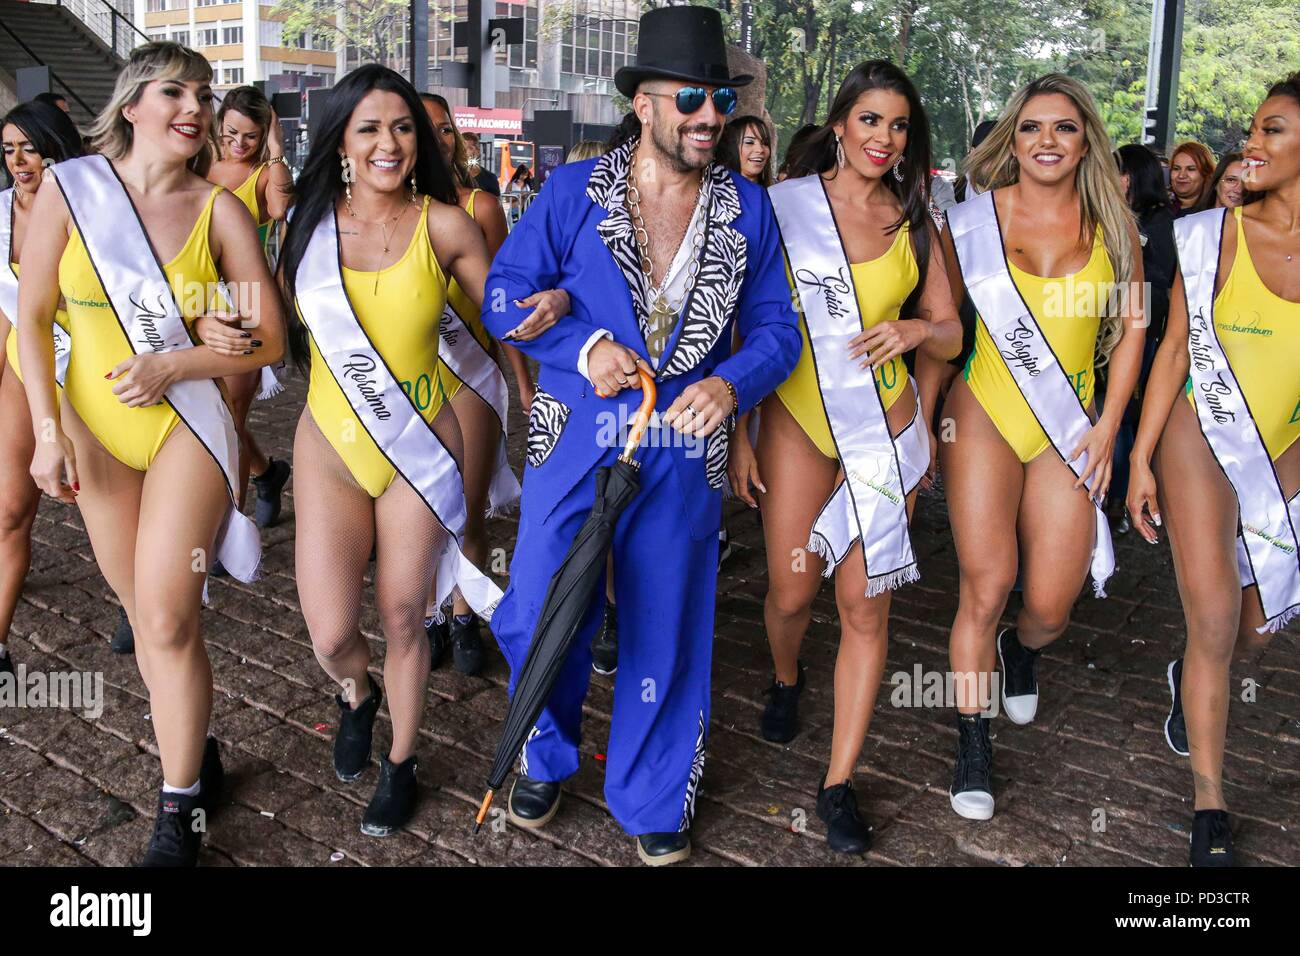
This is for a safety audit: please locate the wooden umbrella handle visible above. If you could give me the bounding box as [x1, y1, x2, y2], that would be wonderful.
[619, 367, 658, 463]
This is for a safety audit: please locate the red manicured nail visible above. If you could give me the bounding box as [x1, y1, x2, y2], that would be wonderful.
[104, 372, 113, 379]
[72, 482, 80, 492]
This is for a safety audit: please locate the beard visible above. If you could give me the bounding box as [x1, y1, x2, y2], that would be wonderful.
[648, 115, 719, 174]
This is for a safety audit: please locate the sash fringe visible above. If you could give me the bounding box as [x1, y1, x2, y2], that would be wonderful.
[806, 532, 840, 578]
[1261, 605, 1299, 635]
[255, 365, 285, 401]
[866, 563, 920, 598]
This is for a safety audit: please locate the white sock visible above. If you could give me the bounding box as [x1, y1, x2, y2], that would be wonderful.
[162, 778, 201, 796]
[0, 644, 8, 659]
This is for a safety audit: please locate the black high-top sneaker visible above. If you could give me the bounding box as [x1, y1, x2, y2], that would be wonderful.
[111, 607, 134, 654]
[590, 603, 619, 676]
[334, 675, 382, 781]
[760, 661, 805, 743]
[1164, 658, 1190, 757]
[450, 614, 485, 676]
[425, 615, 449, 671]
[139, 790, 204, 867]
[361, 755, 418, 836]
[198, 736, 224, 816]
[251, 457, 291, 528]
[816, 778, 873, 854]
[1189, 809, 1234, 867]
[949, 712, 995, 820]
[997, 627, 1040, 725]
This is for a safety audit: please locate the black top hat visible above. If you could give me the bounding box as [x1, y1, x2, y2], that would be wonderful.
[614, 6, 753, 99]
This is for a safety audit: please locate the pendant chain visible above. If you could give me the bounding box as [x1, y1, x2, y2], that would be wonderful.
[626, 164, 706, 316]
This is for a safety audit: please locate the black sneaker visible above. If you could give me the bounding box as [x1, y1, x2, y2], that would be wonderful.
[717, 523, 732, 571]
[251, 457, 291, 528]
[1189, 809, 1234, 867]
[333, 675, 382, 782]
[997, 627, 1039, 725]
[360, 754, 418, 836]
[1164, 658, 1190, 757]
[636, 830, 691, 866]
[816, 779, 873, 854]
[0, 646, 12, 681]
[507, 775, 562, 829]
[450, 614, 484, 676]
[590, 603, 618, 676]
[425, 616, 449, 671]
[949, 713, 995, 820]
[111, 607, 134, 654]
[138, 790, 204, 867]
[197, 736, 224, 816]
[760, 661, 805, 743]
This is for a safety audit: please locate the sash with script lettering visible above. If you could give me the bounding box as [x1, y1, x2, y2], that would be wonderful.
[51, 155, 260, 581]
[1176, 208, 1299, 632]
[947, 190, 1115, 596]
[770, 175, 919, 596]
[438, 302, 520, 515]
[296, 206, 503, 620]
[1, 187, 71, 385]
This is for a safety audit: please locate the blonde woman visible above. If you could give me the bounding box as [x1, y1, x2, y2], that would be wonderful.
[19, 42, 285, 865]
[918, 74, 1145, 819]
[205, 84, 293, 529]
[1128, 74, 1300, 866]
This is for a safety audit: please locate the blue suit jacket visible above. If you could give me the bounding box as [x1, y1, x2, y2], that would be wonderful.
[481, 143, 800, 540]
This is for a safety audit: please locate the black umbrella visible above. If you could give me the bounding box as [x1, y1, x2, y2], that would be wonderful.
[475, 369, 658, 831]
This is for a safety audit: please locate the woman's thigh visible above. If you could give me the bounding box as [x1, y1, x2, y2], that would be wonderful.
[0, 369, 41, 528]
[1017, 447, 1097, 620]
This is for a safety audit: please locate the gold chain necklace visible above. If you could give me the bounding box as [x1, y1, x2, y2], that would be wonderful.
[625, 164, 706, 317]
[346, 189, 418, 293]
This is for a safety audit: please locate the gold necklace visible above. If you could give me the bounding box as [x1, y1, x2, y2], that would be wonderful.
[625, 164, 706, 319]
[347, 189, 418, 293]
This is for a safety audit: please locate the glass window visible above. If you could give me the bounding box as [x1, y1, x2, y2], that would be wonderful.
[222, 25, 242, 45]
[172, 29, 190, 46]
[197, 28, 219, 47]
[224, 67, 244, 85]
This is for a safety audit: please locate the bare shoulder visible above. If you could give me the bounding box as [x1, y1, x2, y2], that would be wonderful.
[425, 194, 478, 242]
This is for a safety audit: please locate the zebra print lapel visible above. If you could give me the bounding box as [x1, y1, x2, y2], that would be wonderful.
[586, 140, 747, 380]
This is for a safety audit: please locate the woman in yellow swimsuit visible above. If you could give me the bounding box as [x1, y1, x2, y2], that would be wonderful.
[0, 101, 84, 682]
[18, 43, 285, 866]
[420, 93, 567, 673]
[204, 85, 293, 528]
[729, 62, 960, 854]
[1128, 74, 1300, 866]
[918, 74, 1144, 820]
[279, 67, 494, 837]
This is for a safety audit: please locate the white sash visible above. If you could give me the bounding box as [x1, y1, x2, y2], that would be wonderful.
[0, 187, 71, 386]
[438, 302, 521, 516]
[947, 190, 1115, 596]
[50, 155, 261, 582]
[1176, 208, 1300, 633]
[296, 205, 502, 620]
[770, 176, 919, 596]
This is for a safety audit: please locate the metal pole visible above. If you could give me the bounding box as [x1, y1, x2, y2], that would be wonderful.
[467, 0, 493, 108]
[410, 0, 428, 91]
[1142, 0, 1184, 154]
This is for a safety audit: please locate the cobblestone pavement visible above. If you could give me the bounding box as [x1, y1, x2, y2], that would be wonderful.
[2, 376, 1297, 867]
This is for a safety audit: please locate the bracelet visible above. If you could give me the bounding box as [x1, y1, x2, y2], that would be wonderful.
[267, 156, 287, 167]
[719, 376, 738, 416]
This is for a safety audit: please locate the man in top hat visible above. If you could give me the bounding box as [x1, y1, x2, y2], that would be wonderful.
[480, 5, 800, 864]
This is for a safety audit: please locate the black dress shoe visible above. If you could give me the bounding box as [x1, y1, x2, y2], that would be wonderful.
[636, 831, 691, 866]
[334, 675, 382, 782]
[111, 607, 135, 654]
[590, 603, 618, 676]
[251, 457, 291, 528]
[816, 779, 873, 855]
[450, 614, 485, 676]
[507, 775, 561, 829]
[360, 754, 418, 837]
[138, 790, 203, 867]
[425, 616, 449, 671]
[1189, 809, 1234, 867]
[760, 661, 805, 743]
[198, 736, 224, 816]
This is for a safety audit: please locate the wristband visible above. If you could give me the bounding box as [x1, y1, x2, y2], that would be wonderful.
[719, 376, 738, 416]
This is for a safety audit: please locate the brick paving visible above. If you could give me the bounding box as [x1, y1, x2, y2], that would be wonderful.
[1, 375, 1297, 867]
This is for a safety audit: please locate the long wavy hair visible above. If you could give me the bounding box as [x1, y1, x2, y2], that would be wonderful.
[279, 64, 459, 371]
[216, 84, 273, 165]
[87, 42, 217, 176]
[421, 92, 473, 189]
[963, 73, 1135, 362]
[787, 60, 935, 324]
[718, 115, 774, 187]
[1, 100, 85, 188]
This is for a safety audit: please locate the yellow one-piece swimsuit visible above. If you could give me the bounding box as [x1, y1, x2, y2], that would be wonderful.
[1185, 205, 1300, 462]
[963, 227, 1113, 463]
[59, 185, 223, 471]
[775, 222, 917, 459]
[5, 262, 71, 391]
[439, 188, 495, 404]
[229, 163, 272, 249]
[305, 195, 450, 498]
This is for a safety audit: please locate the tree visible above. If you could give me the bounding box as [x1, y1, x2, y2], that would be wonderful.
[272, 0, 409, 69]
